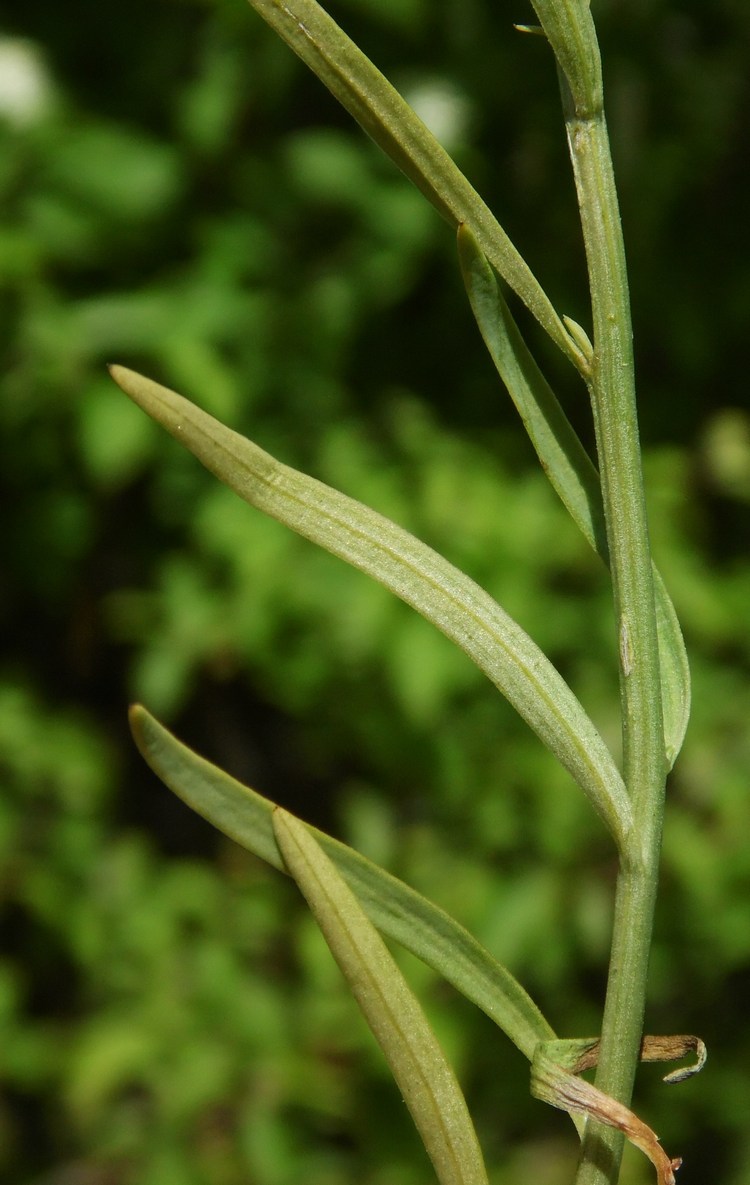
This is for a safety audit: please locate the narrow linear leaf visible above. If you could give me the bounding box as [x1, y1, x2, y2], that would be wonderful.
[112, 365, 632, 849]
[244, 0, 587, 372]
[273, 807, 490, 1185]
[458, 223, 606, 558]
[457, 225, 691, 768]
[129, 703, 555, 1060]
[653, 567, 691, 769]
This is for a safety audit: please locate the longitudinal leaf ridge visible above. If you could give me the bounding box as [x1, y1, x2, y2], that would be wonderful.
[130, 704, 556, 1059]
[112, 364, 633, 849]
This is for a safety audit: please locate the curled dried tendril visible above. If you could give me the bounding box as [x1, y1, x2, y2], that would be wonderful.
[532, 1034, 706, 1185]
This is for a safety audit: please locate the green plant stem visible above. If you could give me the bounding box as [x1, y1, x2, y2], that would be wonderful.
[561, 80, 667, 1185]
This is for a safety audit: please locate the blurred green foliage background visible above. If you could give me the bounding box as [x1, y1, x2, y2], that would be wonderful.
[2, 1, 750, 1183]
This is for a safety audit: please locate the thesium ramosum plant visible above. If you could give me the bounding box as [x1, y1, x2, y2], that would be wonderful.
[110, 3, 705, 1184]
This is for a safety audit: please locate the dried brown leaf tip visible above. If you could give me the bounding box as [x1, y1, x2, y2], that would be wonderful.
[566, 1073, 681, 1185]
[571, 1034, 707, 1084]
[531, 1035, 706, 1185]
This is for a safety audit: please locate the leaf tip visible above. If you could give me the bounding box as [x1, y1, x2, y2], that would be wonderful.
[662, 1037, 707, 1085]
[127, 702, 151, 754]
[271, 804, 302, 864]
[108, 363, 155, 411]
[562, 315, 594, 373]
[513, 23, 545, 36]
[108, 362, 133, 389]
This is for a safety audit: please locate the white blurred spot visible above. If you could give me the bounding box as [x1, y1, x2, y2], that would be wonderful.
[402, 77, 472, 151]
[0, 37, 54, 126]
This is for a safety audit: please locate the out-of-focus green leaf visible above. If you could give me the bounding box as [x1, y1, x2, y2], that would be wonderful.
[77, 379, 157, 488]
[40, 123, 182, 221]
[111, 364, 632, 848]
[273, 808, 490, 1185]
[40, 124, 183, 221]
[129, 704, 555, 1060]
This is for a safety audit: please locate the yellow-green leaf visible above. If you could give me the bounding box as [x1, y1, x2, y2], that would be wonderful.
[245, 0, 586, 371]
[457, 224, 690, 768]
[112, 364, 633, 849]
[129, 704, 555, 1060]
[273, 807, 489, 1185]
